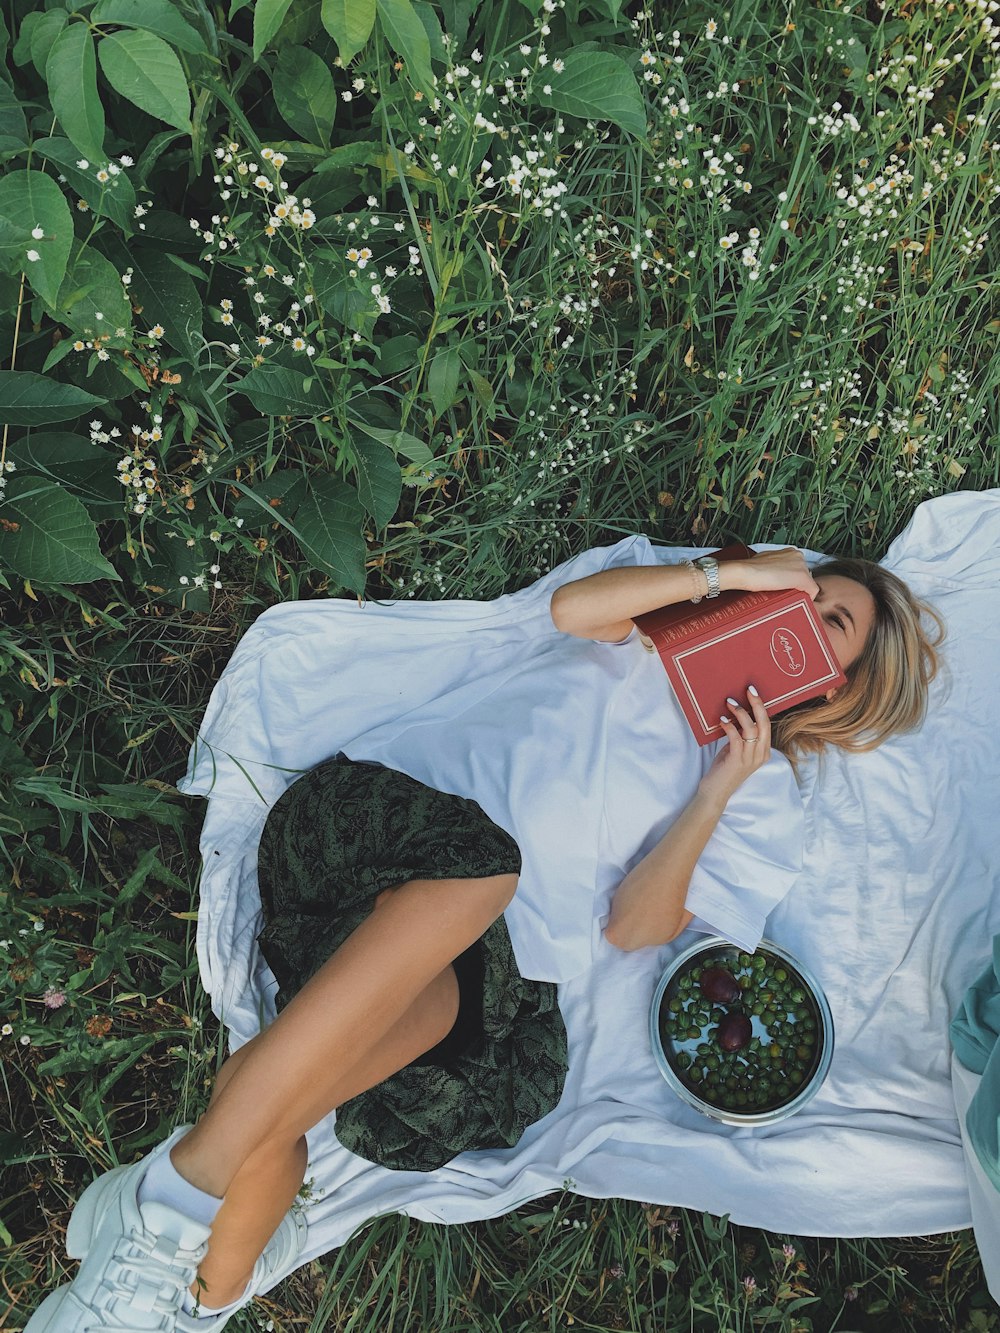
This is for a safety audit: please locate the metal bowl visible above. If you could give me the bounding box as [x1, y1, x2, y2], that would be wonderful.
[649, 936, 835, 1126]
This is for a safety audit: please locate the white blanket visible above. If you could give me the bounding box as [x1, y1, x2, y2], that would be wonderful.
[175, 490, 1000, 1291]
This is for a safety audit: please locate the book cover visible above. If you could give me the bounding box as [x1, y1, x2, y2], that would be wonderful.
[633, 549, 847, 746]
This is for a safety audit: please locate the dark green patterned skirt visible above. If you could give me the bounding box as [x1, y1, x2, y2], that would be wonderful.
[255, 752, 569, 1172]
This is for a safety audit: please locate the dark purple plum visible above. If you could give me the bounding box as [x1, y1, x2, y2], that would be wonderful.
[715, 1012, 753, 1053]
[699, 966, 742, 1005]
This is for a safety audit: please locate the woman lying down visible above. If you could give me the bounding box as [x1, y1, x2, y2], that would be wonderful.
[26, 544, 941, 1333]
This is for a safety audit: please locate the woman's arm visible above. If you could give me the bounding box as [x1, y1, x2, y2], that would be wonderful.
[604, 688, 773, 951]
[549, 547, 819, 643]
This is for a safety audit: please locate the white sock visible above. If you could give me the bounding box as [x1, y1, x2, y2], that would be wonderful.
[137, 1138, 225, 1230]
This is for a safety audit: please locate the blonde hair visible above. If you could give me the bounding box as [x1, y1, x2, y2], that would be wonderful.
[771, 557, 945, 761]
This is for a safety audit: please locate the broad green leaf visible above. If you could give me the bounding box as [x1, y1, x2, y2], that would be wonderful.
[0, 81, 28, 149]
[231, 468, 307, 530]
[351, 434, 402, 528]
[0, 170, 74, 307]
[9, 431, 123, 510]
[535, 49, 646, 140]
[273, 45, 337, 146]
[253, 0, 295, 60]
[312, 138, 382, 174]
[412, 1, 447, 65]
[0, 371, 106, 425]
[427, 344, 462, 415]
[467, 367, 496, 416]
[29, 10, 67, 81]
[294, 473, 366, 592]
[0, 478, 120, 584]
[48, 241, 133, 344]
[310, 252, 376, 332]
[321, 0, 376, 65]
[12, 11, 44, 67]
[91, 0, 209, 56]
[0, 213, 33, 276]
[100, 240, 203, 360]
[275, 0, 324, 46]
[377, 333, 420, 377]
[438, 0, 473, 47]
[45, 22, 106, 165]
[97, 28, 191, 132]
[351, 418, 433, 465]
[238, 363, 325, 416]
[375, 0, 434, 94]
[36, 137, 137, 235]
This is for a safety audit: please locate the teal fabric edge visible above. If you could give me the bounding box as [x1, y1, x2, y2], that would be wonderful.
[950, 933, 1000, 1194]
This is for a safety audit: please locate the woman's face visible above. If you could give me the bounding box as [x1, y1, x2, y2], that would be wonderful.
[814, 574, 876, 672]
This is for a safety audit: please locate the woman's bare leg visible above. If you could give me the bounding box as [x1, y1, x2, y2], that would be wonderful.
[189, 963, 461, 1310]
[175, 872, 516, 1304]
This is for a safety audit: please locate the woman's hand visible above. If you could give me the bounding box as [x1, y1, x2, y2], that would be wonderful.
[698, 686, 772, 808]
[722, 547, 819, 600]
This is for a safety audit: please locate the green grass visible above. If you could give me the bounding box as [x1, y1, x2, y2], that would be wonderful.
[3, 0, 1000, 1327]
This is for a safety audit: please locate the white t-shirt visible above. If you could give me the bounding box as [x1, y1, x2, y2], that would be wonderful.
[179, 535, 805, 985]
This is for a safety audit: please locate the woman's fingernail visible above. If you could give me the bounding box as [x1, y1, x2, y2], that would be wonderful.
[720, 714, 731, 724]
[748, 684, 759, 697]
[726, 697, 739, 709]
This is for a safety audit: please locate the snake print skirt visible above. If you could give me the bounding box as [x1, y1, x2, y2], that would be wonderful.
[255, 752, 569, 1172]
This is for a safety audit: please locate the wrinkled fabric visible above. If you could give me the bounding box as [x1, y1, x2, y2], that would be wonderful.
[173, 490, 1000, 1296]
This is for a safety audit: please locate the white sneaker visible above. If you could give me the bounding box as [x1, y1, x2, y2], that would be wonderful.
[24, 1124, 208, 1332]
[175, 1207, 308, 1332]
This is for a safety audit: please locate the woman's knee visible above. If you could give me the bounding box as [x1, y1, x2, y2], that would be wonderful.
[432, 871, 517, 927]
[484, 871, 518, 916]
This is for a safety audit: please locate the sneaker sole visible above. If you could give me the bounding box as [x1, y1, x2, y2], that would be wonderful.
[22, 1286, 72, 1333]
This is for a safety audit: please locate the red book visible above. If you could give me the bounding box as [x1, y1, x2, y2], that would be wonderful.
[632, 545, 847, 746]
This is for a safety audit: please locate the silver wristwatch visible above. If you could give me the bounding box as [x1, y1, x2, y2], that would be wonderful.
[693, 555, 722, 599]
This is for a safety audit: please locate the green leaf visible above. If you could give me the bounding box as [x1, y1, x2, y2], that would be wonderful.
[377, 333, 420, 377]
[467, 367, 496, 416]
[100, 240, 203, 359]
[8, 431, 123, 510]
[97, 28, 191, 132]
[91, 0, 209, 55]
[238, 363, 325, 416]
[45, 22, 106, 165]
[427, 344, 462, 415]
[535, 49, 646, 139]
[29, 10, 68, 81]
[273, 45, 337, 147]
[0, 77, 29, 150]
[36, 137, 137, 235]
[48, 240, 133, 344]
[0, 371, 106, 426]
[294, 473, 366, 592]
[375, 0, 434, 94]
[0, 478, 120, 584]
[253, 0, 296, 60]
[351, 418, 433, 465]
[274, 0, 324, 46]
[312, 138, 382, 174]
[412, 1, 447, 66]
[0, 169, 75, 307]
[321, 0, 376, 64]
[12, 12, 44, 68]
[231, 468, 306, 530]
[351, 434, 401, 527]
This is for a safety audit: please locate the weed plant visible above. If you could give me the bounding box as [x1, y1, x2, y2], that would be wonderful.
[2, 0, 999, 1328]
